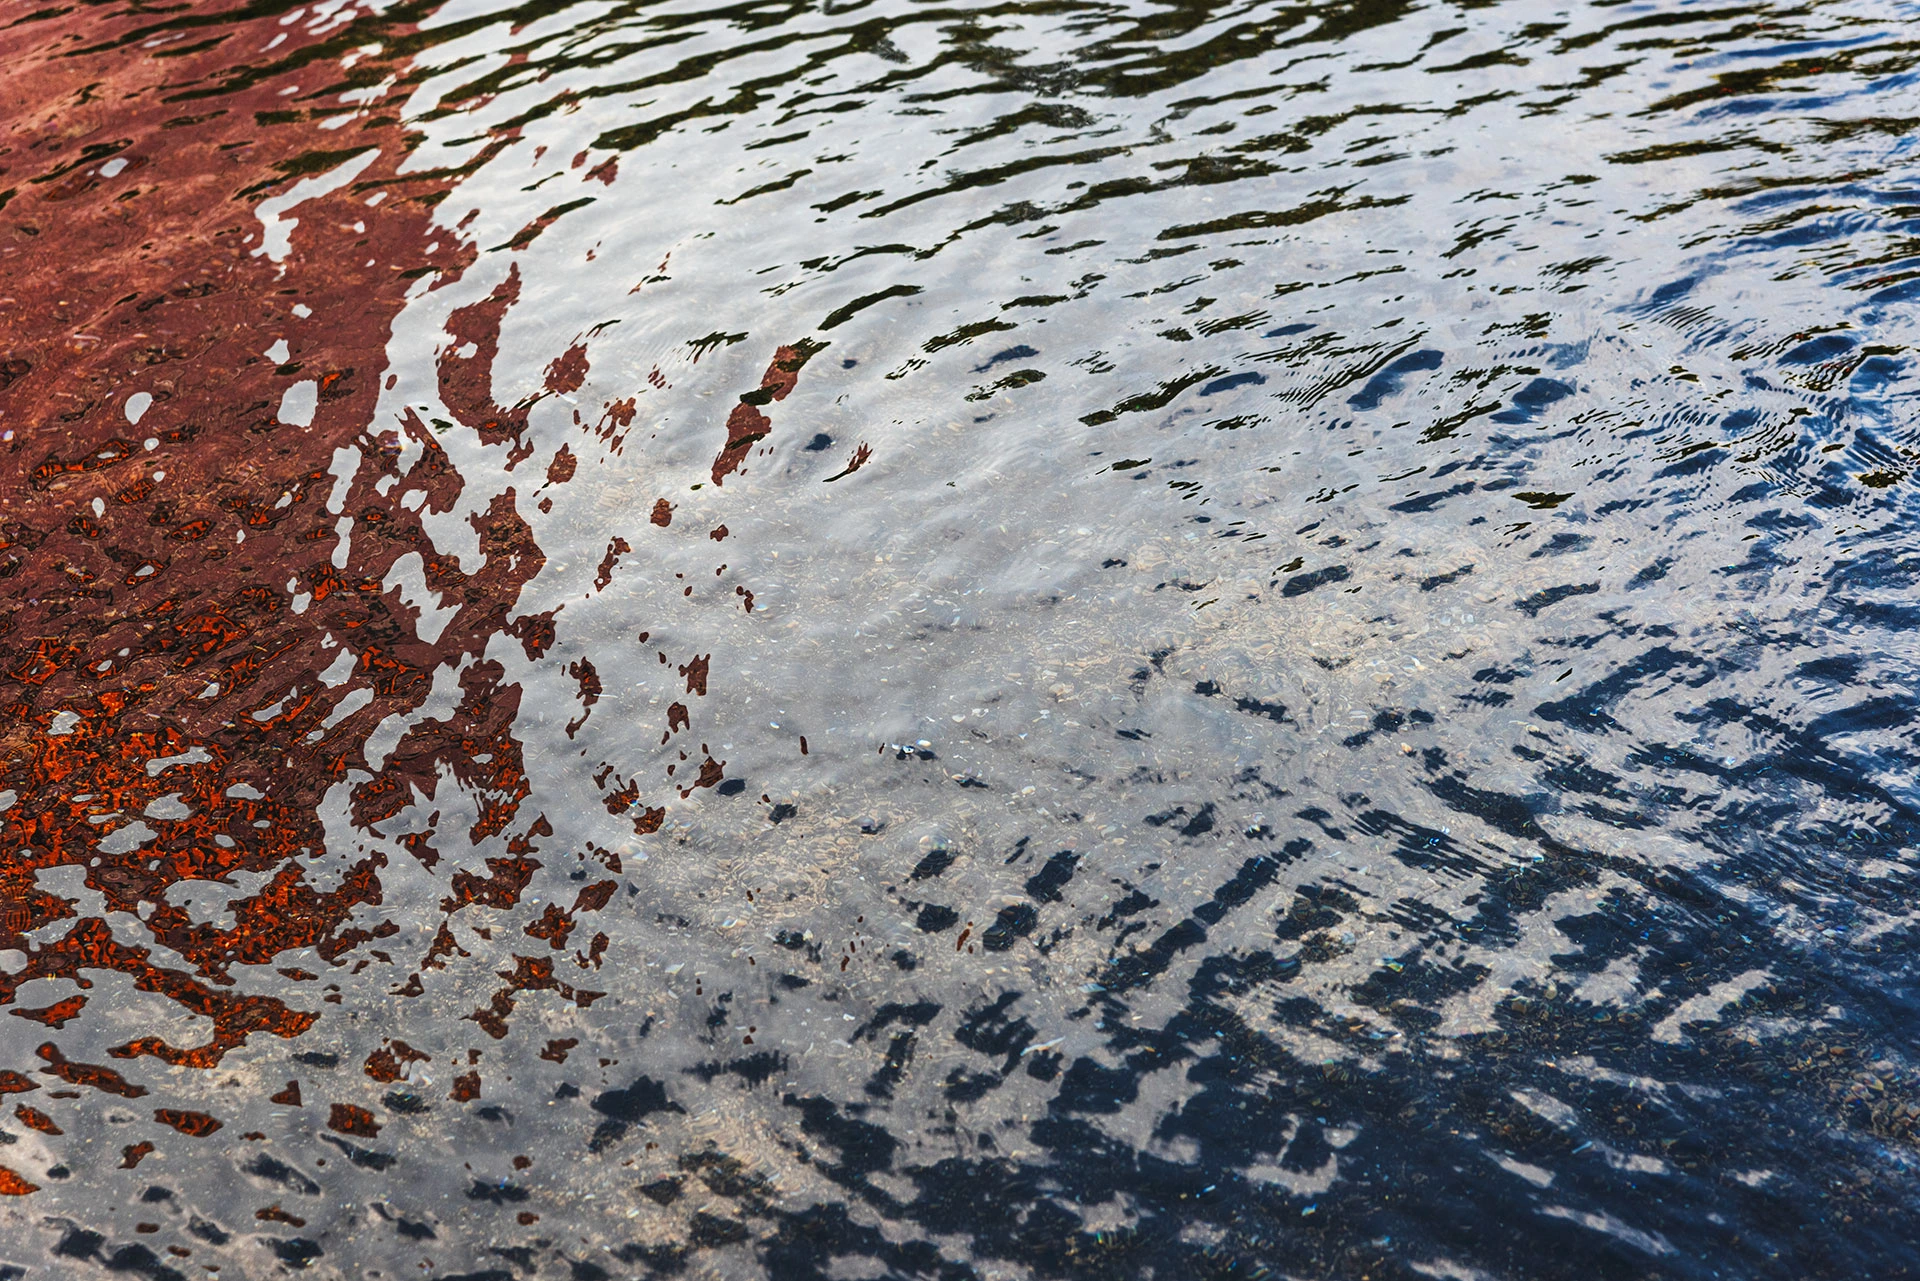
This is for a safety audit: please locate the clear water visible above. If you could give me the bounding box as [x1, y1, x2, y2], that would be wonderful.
[4, 0, 1920, 1276]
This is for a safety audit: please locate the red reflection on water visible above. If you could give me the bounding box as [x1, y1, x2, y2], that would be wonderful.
[0, 0, 793, 1191]
[711, 343, 823, 484]
[0, 0, 570, 1179]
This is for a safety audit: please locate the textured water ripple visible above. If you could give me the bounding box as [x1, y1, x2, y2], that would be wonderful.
[1, 0, 1918, 1276]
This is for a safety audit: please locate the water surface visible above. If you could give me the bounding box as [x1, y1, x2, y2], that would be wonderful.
[3, 0, 1919, 1276]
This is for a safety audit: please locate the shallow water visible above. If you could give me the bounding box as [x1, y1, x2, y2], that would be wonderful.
[3, 0, 1920, 1276]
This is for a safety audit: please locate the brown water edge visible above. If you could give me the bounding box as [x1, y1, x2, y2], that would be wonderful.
[0, 0, 748, 1194]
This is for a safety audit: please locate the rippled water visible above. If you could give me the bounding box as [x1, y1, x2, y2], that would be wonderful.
[3, 0, 1920, 1275]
